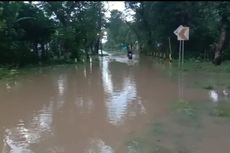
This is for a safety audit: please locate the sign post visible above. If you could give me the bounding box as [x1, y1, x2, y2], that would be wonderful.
[174, 25, 189, 67]
[174, 25, 189, 100]
[178, 40, 181, 67]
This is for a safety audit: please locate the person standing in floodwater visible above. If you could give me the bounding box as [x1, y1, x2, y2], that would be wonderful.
[127, 45, 133, 60]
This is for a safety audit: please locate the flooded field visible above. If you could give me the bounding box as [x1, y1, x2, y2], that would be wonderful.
[0, 55, 230, 153]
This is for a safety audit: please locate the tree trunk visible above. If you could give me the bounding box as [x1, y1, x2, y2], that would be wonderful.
[95, 7, 102, 55]
[85, 47, 90, 60]
[90, 43, 94, 54]
[41, 43, 46, 62]
[213, 24, 226, 65]
[95, 38, 100, 55]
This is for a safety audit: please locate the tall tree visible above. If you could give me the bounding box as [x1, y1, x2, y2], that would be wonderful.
[125, 1, 230, 64]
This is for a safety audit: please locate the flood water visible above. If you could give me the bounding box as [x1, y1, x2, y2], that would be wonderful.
[0, 55, 230, 153]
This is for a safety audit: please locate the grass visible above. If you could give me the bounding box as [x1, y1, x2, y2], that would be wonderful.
[0, 67, 19, 80]
[203, 85, 214, 90]
[155, 59, 230, 90]
[209, 103, 230, 118]
[0, 59, 90, 81]
[174, 99, 196, 117]
[126, 138, 143, 153]
[173, 97, 230, 120]
[125, 98, 230, 153]
[178, 59, 230, 73]
[125, 58, 230, 152]
[157, 58, 230, 73]
[151, 122, 165, 136]
[173, 98, 230, 119]
[125, 118, 199, 153]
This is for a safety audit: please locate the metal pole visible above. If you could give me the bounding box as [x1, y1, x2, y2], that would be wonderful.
[178, 40, 183, 99]
[178, 69, 180, 99]
[178, 40, 181, 67]
[181, 70, 184, 99]
[178, 62, 182, 99]
[182, 40, 184, 67]
[181, 41, 185, 99]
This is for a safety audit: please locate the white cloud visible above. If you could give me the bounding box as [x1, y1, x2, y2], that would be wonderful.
[104, 1, 135, 22]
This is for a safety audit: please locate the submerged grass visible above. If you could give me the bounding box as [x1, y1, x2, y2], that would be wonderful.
[0, 68, 19, 80]
[209, 103, 230, 118]
[126, 118, 199, 153]
[160, 58, 230, 72]
[0, 60, 89, 81]
[125, 58, 230, 153]
[203, 85, 214, 90]
[155, 59, 230, 90]
[125, 95, 230, 153]
[174, 99, 196, 117]
[178, 60, 230, 73]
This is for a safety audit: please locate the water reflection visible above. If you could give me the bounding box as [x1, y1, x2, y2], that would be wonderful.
[178, 70, 184, 100]
[5, 81, 17, 91]
[101, 58, 113, 93]
[75, 97, 94, 113]
[112, 56, 138, 66]
[57, 75, 65, 96]
[90, 57, 93, 73]
[57, 75, 66, 109]
[209, 90, 219, 103]
[101, 56, 145, 126]
[207, 88, 230, 103]
[106, 78, 137, 125]
[86, 138, 114, 153]
[2, 101, 54, 153]
[0, 55, 162, 153]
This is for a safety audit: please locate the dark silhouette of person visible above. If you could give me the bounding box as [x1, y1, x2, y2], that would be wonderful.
[127, 45, 133, 59]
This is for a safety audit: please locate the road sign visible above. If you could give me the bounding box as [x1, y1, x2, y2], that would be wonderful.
[174, 25, 190, 68]
[174, 25, 184, 36]
[178, 26, 189, 40]
[174, 25, 189, 40]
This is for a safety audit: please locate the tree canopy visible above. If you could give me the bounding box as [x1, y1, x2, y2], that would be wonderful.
[0, 1, 229, 66]
[125, 2, 230, 64]
[0, 1, 105, 67]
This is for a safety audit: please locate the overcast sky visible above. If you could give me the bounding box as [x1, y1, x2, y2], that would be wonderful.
[105, 1, 126, 13]
[102, 1, 135, 43]
[104, 1, 135, 22]
[25, 1, 134, 21]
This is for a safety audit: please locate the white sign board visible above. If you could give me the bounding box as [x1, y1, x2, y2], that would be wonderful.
[174, 25, 184, 36]
[174, 25, 189, 40]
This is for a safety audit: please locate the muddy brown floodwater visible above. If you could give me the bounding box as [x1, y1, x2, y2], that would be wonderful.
[0, 55, 230, 153]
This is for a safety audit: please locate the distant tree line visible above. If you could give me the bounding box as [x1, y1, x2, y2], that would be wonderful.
[1, 2, 229, 67]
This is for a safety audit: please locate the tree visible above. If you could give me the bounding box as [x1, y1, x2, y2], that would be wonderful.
[125, 1, 230, 64]
[105, 10, 137, 52]
[211, 2, 230, 65]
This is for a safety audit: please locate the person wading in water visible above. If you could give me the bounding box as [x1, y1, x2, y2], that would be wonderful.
[127, 45, 133, 60]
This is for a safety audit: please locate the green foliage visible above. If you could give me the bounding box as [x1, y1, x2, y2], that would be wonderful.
[210, 103, 230, 117]
[125, 2, 230, 60]
[174, 99, 195, 117]
[203, 85, 214, 90]
[0, 1, 105, 67]
[105, 10, 137, 51]
[1, 1, 229, 69]
[0, 67, 19, 80]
